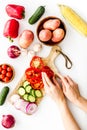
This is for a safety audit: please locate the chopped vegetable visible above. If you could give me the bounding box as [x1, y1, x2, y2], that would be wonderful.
[3, 19, 19, 42]
[18, 87, 25, 96]
[1, 114, 15, 128]
[28, 95, 36, 102]
[26, 103, 38, 115]
[0, 86, 9, 105]
[10, 94, 20, 104]
[25, 85, 32, 93]
[30, 56, 44, 69]
[23, 80, 30, 88]
[35, 90, 43, 98]
[7, 45, 21, 58]
[6, 4, 25, 19]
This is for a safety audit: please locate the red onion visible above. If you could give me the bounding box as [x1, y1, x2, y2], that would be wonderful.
[26, 103, 38, 115]
[7, 45, 21, 58]
[1, 114, 15, 128]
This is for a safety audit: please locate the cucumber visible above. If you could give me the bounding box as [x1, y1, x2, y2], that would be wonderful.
[23, 94, 29, 101]
[28, 6, 45, 24]
[25, 85, 32, 93]
[0, 86, 9, 105]
[30, 89, 35, 97]
[23, 80, 30, 88]
[28, 95, 36, 102]
[18, 87, 25, 96]
[35, 90, 43, 98]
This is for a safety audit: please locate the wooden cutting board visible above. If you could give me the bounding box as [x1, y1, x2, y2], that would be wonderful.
[9, 45, 72, 113]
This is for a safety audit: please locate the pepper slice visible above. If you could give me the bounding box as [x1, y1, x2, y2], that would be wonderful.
[6, 4, 25, 19]
[30, 56, 44, 69]
[3, 19, 19, 42]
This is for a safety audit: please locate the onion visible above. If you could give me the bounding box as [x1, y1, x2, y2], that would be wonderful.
[1, 114, 15, 128]
[7, 45, 21, 58]
[14, 99, 24, 110]
[20, 101, 29, 113]
[26, 103, 38, 115]
[10, 94, 20, 104]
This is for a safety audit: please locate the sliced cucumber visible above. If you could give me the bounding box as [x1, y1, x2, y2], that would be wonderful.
[25, 85, 32, 93]
[23, 94, 29, 101]
[28, 95, 36, 102]
[35, 90, 43, 98]
[30, 89, 35, 97]
[18, 87, 25, 96]
[23, 80, 30, 88]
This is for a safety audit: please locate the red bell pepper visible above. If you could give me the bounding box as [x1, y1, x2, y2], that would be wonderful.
[6, 4, 25, 19]
[3, 19, 19, 42]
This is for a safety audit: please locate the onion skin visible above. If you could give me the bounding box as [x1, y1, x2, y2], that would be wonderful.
[18, 30, 34, 49]
[1, 114, 15, 128]
[7, 45, 21, 58]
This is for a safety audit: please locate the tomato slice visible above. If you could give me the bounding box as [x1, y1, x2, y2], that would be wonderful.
[30, 56, 44, 69]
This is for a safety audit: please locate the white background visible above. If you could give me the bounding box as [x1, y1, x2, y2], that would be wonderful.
[0, 0, 87, 130]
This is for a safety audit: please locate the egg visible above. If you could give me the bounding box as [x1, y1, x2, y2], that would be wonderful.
[43, 19, 60, 30]
[39, 29, 52, 42]
[52, 28, 65, 42]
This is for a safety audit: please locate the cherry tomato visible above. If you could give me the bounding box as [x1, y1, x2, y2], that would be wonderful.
[0, 74, 5, 80]
[3, 77, 10, 82]
[7, 67, 12, 72]
[30, 56, 44, 69]
[6, 72, 12, 78]
[0, 67, 2, 72]
[1, 70, 7, 75]
[1, 64, 7, 70]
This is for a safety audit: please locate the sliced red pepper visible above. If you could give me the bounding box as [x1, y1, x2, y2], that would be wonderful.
[3, 19, 19, 42]
[42, 66, 54, 78]
[30, 56, 44, 69]
[6, 4, 25, 19]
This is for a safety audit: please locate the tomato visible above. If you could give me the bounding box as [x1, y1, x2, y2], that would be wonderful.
[42, 66, 54, 78]
[0, 67, 2, 72]
[3, 77, 10, 82]
[1, 70, 7, 75]
[7, 67, 12, 72]
[30, 56, 44, 69]
[0, 74, 5, 80]
[6, 72, 12, 78]
[1, 64, 7, 70]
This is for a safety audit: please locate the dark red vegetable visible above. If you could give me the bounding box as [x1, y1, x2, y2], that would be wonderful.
[3, 19, 19, 42]
[6, 4, 25, 19]
[1, 114, 15, 128]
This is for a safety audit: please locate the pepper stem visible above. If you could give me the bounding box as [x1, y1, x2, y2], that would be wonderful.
[8, 36, 14, 42]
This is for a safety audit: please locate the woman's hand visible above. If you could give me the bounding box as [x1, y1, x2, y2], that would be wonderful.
[42, 72, 66, 105]
[58, 74, 81, 105]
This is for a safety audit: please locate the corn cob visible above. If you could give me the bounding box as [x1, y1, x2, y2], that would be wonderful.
[59, 5, 87, 36]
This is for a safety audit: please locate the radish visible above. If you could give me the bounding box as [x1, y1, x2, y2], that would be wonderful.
[26, 103, 38, 115]
[1, 114, 15, 128]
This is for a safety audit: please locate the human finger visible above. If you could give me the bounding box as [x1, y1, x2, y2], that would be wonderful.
[52, 76, 61, 89]
[65, 76, 74, 86]
[42, 72, 48, 87]
[43, 72, 54, 87]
